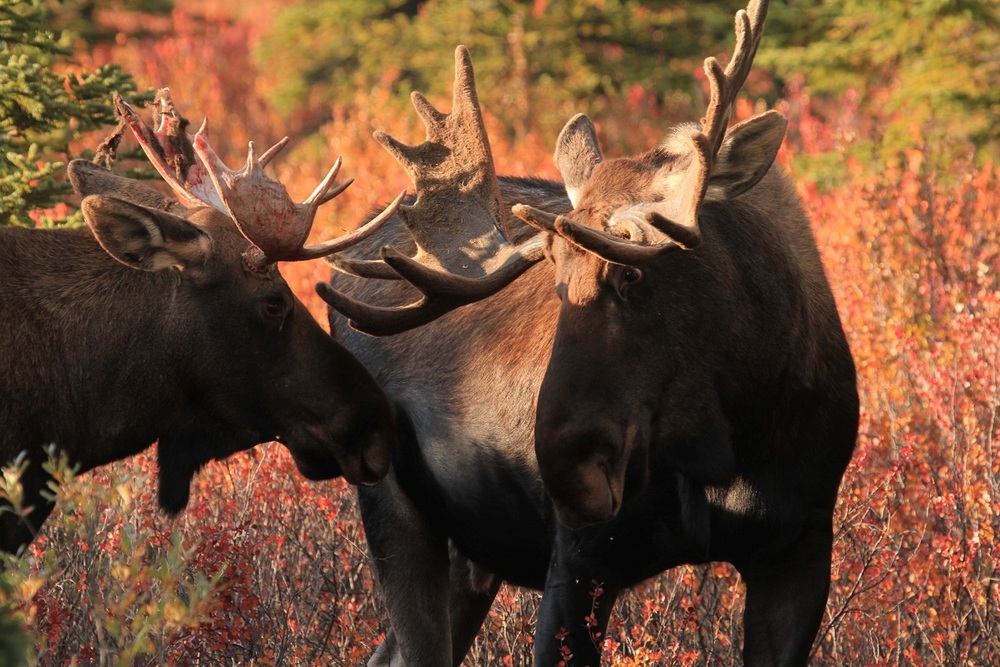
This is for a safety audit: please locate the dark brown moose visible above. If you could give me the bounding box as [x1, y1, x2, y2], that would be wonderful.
[0, 91, 399, 554]
[321, 0, 859, 664]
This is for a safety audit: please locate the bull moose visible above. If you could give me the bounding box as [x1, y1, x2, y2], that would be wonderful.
[320, 0, 858, 664]
[0, 91, 401, 554]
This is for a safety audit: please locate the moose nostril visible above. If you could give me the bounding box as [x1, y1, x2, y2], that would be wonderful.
[359, 446, 391, 484]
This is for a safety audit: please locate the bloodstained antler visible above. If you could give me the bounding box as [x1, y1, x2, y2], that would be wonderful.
[317, 46, 545, 336]
[115, 89, 403, 266]
[515, 0, 770, 263]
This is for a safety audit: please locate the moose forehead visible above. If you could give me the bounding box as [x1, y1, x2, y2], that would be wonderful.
[185, 206, 282, 279]
[574, 145, 695, 227]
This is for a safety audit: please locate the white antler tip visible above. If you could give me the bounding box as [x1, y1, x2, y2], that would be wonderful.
[246, 141, 261, 174]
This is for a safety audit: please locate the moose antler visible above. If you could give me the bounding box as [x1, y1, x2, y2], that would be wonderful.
[700, 0, 769, 168]
[114, 90, 225, 210]
[516, 0, 769, 264]
[318, 46, 545, 336]
[115, 88, 403, 267]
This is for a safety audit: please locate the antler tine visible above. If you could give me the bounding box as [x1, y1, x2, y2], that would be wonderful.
[523, 0, 769, 262]
[324, 45, 545, 335]
[191, 124, 402, 264]
[303, 157, 350, 211]
[257, 136, 290, 168]
[114, 88, 394, 266]
[295, 189, 406, 262]
[114, 91, 225, 210]
[632, 0, 767, 254]
[318, 234, 545, 336]
[701, 0, 769, 162]
[373, 46, 509, 238]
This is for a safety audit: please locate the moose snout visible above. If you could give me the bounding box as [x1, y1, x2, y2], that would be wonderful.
[333, 403, 394, 486]
[552, 459, 621, 530]
[535, 417, 632, 529]
[340, 430, 393, 486]
[287, 384, 395, 486]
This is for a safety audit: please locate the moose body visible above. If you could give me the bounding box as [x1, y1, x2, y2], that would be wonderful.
[329, 167, 856, 666]
[0, 93, 399, 554]
[323, 6, 858, 662]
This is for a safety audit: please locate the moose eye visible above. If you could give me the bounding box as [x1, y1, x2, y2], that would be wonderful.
[262, 295, 287, 320]
[621, 267, 644, 285]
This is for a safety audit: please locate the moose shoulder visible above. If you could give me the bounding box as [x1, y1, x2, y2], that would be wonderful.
[0, 94, 397, 555]
[322, 1, 859, 664]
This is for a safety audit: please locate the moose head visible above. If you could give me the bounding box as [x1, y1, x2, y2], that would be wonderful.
[319, 0, 790, 527]
[510, 0, 795, 527]
[62, 89, 400, 511]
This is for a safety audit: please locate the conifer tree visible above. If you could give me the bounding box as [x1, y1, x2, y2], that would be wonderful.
[0, 0, 151, 226]
[761, 0, 1000, 164]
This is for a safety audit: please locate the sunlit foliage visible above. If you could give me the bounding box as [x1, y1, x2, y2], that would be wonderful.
[1, 1, 997, 664]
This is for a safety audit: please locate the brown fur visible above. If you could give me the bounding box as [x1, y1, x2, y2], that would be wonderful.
[0, 163, 394, 554]
[330, 159, 856, 667]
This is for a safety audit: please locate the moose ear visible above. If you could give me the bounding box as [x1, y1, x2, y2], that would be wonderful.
[69, 160, 188, 214]
[81, 195, 212, 272]
[554, 114, 603, 208]
[706, 110, 788, 202]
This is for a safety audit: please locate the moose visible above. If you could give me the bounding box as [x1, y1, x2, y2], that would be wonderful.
[320, 0, 859, 664]
[0, 90, 401, 554]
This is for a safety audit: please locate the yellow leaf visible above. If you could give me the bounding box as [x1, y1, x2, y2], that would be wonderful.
[164, 598, 188, 626]
[116, 483, 133, 509]
[19, 576, 45, 600]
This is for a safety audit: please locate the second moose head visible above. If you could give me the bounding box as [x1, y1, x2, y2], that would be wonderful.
[1, 90, 400, 553]
[512, 0, 796, 527]
[91, 90, 405, 501]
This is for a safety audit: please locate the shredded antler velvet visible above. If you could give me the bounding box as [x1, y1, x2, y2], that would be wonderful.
[111, 88, 401, 268]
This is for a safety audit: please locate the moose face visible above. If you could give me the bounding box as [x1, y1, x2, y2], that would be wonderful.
[166, 207, 395, 486]
[70, 88, 403, 512]
[81, 198, 395, 511]
[521, 112, 788, 529]
[531, 155, 697, 529]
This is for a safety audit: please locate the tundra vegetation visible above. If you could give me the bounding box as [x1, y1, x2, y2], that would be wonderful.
[1, 0, 998, 665]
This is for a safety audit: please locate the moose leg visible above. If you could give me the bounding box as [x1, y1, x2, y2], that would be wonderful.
[371, 548, 502, 667]
[359, 474, 452, 667]
[447, 548, 502, 662]
[738, 513, 834, 667]
[534, 550, 621, 667]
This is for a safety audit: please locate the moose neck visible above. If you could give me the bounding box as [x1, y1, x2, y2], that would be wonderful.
[1, 226, 189, 471]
